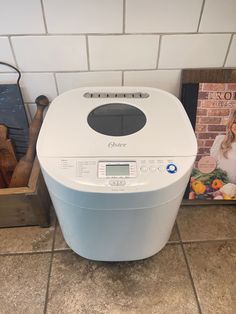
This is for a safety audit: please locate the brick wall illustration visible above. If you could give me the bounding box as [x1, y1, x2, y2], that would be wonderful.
[195, 83, 236, 162]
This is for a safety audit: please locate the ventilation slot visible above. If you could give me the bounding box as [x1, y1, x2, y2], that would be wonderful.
[83, 92, 149, 99]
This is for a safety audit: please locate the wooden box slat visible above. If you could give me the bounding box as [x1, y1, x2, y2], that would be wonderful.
[0, 158, 51, 227]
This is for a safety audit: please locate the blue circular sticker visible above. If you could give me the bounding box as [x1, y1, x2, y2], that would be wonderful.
[166, 163, 177, 174]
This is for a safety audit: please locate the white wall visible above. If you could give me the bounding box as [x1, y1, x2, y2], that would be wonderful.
[0, 0, 236, 115]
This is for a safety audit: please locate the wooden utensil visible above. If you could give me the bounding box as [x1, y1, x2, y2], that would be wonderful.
[9, 95, 49, 188]
[0, 170, 7, 188]
[0, 124, 18, 187]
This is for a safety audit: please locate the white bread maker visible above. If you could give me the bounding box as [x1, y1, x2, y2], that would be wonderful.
[37, 87, 197, 261]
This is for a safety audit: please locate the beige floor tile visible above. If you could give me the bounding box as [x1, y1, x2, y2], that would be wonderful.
[0, 224, 55, 254]
[184, 241, 236, 314]
[0, 253, 51, 314]
[177, 205, 236, 241]
[168, 223, 180, 242]
[47, 245, 199, 314]
[54, 223, 69, 250]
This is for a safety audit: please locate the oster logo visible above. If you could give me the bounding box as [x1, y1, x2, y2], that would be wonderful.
[108, 142, 127, 148]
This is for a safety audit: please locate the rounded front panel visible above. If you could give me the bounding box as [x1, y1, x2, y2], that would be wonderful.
[39, 156, 195, 204]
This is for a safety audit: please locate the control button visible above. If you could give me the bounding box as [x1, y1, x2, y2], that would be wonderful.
[109, 180, 117, 186]
[166, 163, 177, 174]
[157, 165, 165, 172]
[149, 166, 157, 172]
[109, 180, 126, 186]
[140, 166, 148, 172]
[119, 180, 126, 186]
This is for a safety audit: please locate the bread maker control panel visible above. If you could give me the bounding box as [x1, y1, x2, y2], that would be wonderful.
[40, 156, 192, 193]
[51, 157, 181, 191]
[56, 158, 178, 178]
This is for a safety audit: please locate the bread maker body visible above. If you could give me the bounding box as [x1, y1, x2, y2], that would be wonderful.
[37, 86, 197, 261]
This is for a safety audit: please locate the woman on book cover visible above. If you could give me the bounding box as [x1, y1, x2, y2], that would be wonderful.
[210, 110, 236, 184]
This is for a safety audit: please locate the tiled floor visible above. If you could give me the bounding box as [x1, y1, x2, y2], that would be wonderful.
[0, 205, 235, 314]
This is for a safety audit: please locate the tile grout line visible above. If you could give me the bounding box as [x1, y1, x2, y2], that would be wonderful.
[123, 0, 126, 34]
[156, 35, 162, 69]
[40, 0, 48, 34]
[1, 238, 234, 257]
[5, 32, 236, 37]
[8, 36, 19, 68]
[0, 250, 53, 257]
[53, 72, 59, 96]
[176, 223, 203, 314]
[223, 33, 233, 67]
[43, 222, 57, 314]
[197, 0, 206, 32]
[86, 35, 91, 71]
[2, 67, 231, 75]
[181, 238, 236, 244]
[53, 248, 72, 253]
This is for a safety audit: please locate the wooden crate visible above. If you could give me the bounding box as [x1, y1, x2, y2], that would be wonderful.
[0, 158, 51, 227]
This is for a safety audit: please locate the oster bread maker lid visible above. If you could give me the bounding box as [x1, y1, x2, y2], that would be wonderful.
[37, 87, 198, 158]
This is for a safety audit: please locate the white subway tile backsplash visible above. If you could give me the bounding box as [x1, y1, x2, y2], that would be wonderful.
[124, 70, 181, 97]
[0, 73, 57, 102]
[56, 72, 122, 94]
[25, 104, 37, 121]
[0, 38, 15, 71]
[0, 73, 18, 83]
[199, 0, 236, 32]
[20, 73, 57, 102]
[26, 104, 37, 121]
[159, 34, 231, 69]
[126, 0, 203, 33]
[11, 36, 88, 71]
[24, 103, 33, 122]
[0, 0, 45, 35]
[225, 35, 236, 67]
[0, 1, 234, 107]
[43, 0, 123, 34]
[89, 35, 159, 70]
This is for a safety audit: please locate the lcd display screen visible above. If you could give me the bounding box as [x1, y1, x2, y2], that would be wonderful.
[106, 164, 129, 176]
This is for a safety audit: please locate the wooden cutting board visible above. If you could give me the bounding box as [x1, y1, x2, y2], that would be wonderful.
[0, 124, 18, 187]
